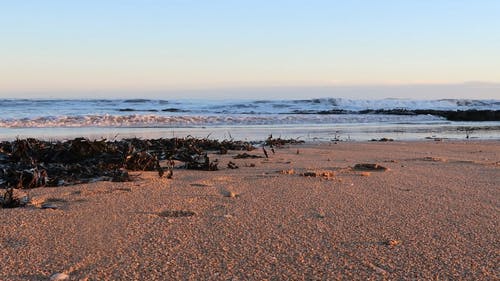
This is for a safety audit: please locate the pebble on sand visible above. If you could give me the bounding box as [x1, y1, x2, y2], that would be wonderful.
[49, 272, 69, 281]
[386, 239, 402, 246]
[222, 190, 239, 198]
[41, 202, 60, 210]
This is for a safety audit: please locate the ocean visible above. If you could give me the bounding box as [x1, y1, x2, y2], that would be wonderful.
[1, 98, 499, 141]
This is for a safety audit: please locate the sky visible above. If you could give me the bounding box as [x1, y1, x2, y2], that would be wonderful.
[1, 0, 499, 99]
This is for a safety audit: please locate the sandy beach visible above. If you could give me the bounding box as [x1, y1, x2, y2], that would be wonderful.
[1, 140, 499, 280]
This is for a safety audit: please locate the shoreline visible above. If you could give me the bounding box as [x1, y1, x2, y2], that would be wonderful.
[1, 121, 500, 142]
[1, 140, 499, 280]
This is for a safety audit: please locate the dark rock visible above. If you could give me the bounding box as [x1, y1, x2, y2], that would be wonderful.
[358, 109, 500, 121]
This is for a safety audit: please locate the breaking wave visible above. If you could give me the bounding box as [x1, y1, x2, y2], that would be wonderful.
[1, 98, 498, 128]
[0, 114, 443, 128]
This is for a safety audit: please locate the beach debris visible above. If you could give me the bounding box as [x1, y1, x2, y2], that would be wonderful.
[458, 126, 475, 139]
[158, 210, 196, 218]
[221, 189, 239, 198]
[0, 188, 29, 208]
[301, 170, 335, 179]
[280, 169, 335, 179]
[190, 183, 211, 187]
[39, 198, 67, 210]
[227, 161, 239, 169]
[110, 169, 132, 182]
[385, 239, 402, 247]
[353, 163, 388, 171]
[422, 156, 447, 162]
[49, 272, 70, 281]
[263, 147, 269, 158]
[359, 172, 371, 177]
[40, 202, 59, 210]
[125, 151, 161, 172]
[163, 159, 175, 179]
[371, 138, 394, 142]
[183, 154, 218, 171]
[115, 187, 132, 192]
[165, 169, 173, 179]
[218, 146, 228, 155]
[280, 169, 295, 175]
[233, 153, 263, 159]
[315, 210, 326, 219]
[368, 263, 388, 275]
[425, 136, 444, 141]
[0, 135, 304, 189]
[265, 134, 304, 147]
[302, 171, 317, 177]
[1, 137, 257, 188]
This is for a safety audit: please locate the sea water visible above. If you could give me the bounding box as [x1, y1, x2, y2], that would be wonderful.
[1, 98, 499, 141]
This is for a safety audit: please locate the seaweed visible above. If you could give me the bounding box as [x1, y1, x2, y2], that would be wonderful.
[0, 188, 28, 208]
[227, 161, 239, 169]
[158, 210, 196, 218]
[370, 138, 394, 142]
[262, 147, 269, 158]
[233, 153, 263, 159]
[264, 135, 305, 147]
[0, 137, 255, 189]
[353, 163, 388, 171]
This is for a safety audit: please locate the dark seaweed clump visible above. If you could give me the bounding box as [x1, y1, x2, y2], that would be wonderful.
[0, 137, 254, 189]
[265, 135, 305, 147]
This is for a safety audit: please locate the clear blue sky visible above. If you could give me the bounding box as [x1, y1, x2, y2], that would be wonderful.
[1, 0, 499, 99]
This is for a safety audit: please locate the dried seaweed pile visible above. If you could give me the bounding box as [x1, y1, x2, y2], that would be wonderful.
[0, 137, 254, 189]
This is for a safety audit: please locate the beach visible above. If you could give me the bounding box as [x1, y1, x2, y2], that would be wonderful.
[1, 140, 499, 280]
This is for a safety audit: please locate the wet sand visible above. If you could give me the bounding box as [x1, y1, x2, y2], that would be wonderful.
[1, 141, 499, 280]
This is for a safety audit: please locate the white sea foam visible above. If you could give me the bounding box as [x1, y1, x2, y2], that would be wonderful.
[0, 114, 443, 128]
